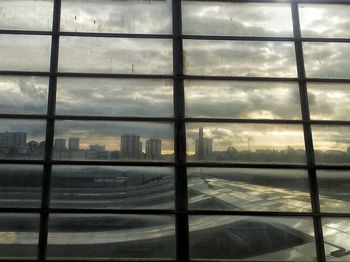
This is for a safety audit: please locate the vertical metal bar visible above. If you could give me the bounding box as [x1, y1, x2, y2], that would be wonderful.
[38, 0, 61, 260]
[173, 0, 189, 261]
[291, 1, 326, 261]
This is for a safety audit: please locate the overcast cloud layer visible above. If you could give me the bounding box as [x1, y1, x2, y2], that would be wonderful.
[0, 1, 350, 154]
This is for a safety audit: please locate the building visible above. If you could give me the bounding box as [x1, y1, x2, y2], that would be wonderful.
[89, 144, 106, 152]
[68, 138, 80, 150]
[195, 127, 213, 160]
[54, 138, 67, 150]
[0, 132, 27, 148]
[120, 134, 142, 159]
[146, 139, 162, 160]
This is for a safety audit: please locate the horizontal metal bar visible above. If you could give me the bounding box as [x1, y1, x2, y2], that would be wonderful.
[0, 71, 51, 76]
[54, 115, 174, 122]
[0, 30, 53, 36]
[57, 72, 174, 79]
[183, 75, 299, 82]
[0, 208, 349, 218]
[1, 159, 350, 170]
[182, 35, 294, 42]
[60, 31, 173, 39]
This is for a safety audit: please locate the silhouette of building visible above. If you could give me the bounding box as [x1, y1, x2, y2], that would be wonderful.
[68, 138, 80, 150]
[195, 127, 213, 160]
[54, 138, 67, 150]
[0, 132, 26, 148]
[146, 139, 161, 160]
[120, 134, 142, 159]
[89, 144, 106, 152]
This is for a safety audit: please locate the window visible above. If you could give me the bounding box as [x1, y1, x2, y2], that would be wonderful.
[0, 0, 349, 261]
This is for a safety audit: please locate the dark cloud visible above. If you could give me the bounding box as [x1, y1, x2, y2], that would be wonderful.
[58, 37, 172, 74]
[185, 81, 301, 119]
[304, 43, 350, 79]
[0, 76, 48, 114]
[56, 78, 173, 117]
[184, 40, 297, 77]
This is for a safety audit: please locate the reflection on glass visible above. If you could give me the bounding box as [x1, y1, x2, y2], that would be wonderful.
[59, 36, 172, 74]
[50, 166, 174, 209]
[312, 125, 350, 164]
[188, 168, 311, 212]
[186, 123, 306, 164]
[0, 119, 46, 160]
[185, 80, 301, 119]
[182, 1, 293, 37]
[60, 0, 172, 34]
[308, 83, 350, 121]
[318, 170, 350, 213]
[0, 34, 51, 72]
[189, 215, 316, 261]
[0, 213, 40, 259]
[53, 121, 174, 161]
[0, 76, 48, 114]
[47, 214, 175, 259]
[304, 43, 350, 79]
[184, 40, 297, 77]
[0, 0, 53, 31]
[300, 4, 350, 38]
[322, 218, 350, 261]
[56, 78, 173, 117]
[0, 165, 42, 208]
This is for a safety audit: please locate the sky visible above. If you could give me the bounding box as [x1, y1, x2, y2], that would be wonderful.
[0, 1, 349, 154]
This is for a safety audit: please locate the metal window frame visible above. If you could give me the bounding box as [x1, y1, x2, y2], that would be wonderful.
[0, 0, 349, 261]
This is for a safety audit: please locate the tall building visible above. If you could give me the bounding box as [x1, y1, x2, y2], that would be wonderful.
[120, 134, 142, 159]
[54, 138, 67, 150]
[195, 127, 213, 160]
[146, 139, 161, 160]
[0, 132, 27, 148]
[68, 137, 80, 150]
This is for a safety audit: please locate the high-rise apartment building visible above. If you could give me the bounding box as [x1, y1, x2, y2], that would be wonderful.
[54, 138, 67, 150]
[120, 134, 142, 159]
[146, 139, 162, 160]
[195, 127, 213, 160]
[68, 138, 80, 150]
[0, 132, 27, 148]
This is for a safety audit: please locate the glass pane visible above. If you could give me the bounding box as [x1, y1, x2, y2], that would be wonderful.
[59, 36, 173, 74]
[47, 214, 176, 259]
[183, 40, 297, 77]
[186, 123, 306, 164]
[308, 83, 350, 121]
[189, 216, 316, 261]
[56, 78, 173, 117]
[54, 121, 174, 161]
[0, 213, 40, 259]
[0, 76, 48, 114]
[60, 0, 172, 34]
[185, 80, 301, 119]
[0, 34, 51, 72]
[318, 170, 350, 213]
[0, 165, 42, 208]
[300, 4, 350, 38]
[182, 1, 293, 37]
[50, 166, 174, 209]
[312, 125, 350, 164]
[322, 218, 350, 261]
[0, 0, 53, 31]
[0, 119, 46, 160]
[188, 168, 311, 212]
[304, 43, 350, 79]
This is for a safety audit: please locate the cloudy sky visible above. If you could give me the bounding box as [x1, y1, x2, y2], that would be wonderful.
[0, 1, 349, 155]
